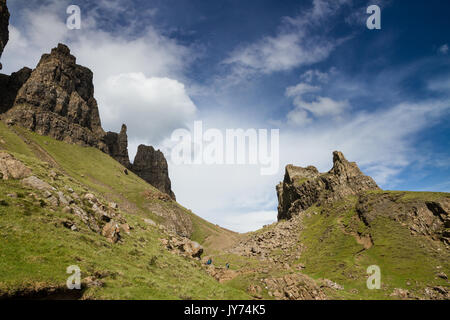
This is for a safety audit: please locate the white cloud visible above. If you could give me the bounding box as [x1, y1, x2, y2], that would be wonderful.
[224, 32, 335, 75]
[298, 96, 349, 117]
[100, 73, 197, 145]
[285, 77, 350, 124]
[286, 109, 312, 126]
[285, 82, 319, 97]
[222, 0, 352, 82]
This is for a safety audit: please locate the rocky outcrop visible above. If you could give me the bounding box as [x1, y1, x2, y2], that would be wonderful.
[4, 44, 108, 151]
[160, 236, 203, 259]
[0, 151, 32, 180]
[132, 145, 176, 200]
[276, 151, 379, 220]
[264, 274, 327, 300]
[229, 214, 304, 263]
[104, 124, 131, 168]
[0, 0, 9, 69]
[0, 67, 32, 114]
[357, 191, 450, 245]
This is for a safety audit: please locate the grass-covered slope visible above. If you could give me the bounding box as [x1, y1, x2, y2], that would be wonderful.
[0, 122, 248, 299]
[297, 192, 450, 300]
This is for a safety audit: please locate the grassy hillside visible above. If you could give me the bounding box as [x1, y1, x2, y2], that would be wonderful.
[0, 122, 248, 299]
[297, 193, 450, 299]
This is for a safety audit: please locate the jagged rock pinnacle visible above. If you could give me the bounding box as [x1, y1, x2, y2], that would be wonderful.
[277, 151, 379, 220]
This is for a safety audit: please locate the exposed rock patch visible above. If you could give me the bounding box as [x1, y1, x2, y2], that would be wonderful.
[229, 214, 304, 263]
[357, 192, 450, 245]
[264, 274, 326, 300]
[22, 176, 54, 191]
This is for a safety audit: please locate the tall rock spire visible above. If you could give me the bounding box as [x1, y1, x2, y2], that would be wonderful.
[132, 145, 176, 200]
[105, 124, 131, 169]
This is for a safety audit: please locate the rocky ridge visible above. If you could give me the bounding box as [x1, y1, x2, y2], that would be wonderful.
[277, 151, 379, 220]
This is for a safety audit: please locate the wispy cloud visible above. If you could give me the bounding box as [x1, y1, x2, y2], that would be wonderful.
[221, 0, 353, 83]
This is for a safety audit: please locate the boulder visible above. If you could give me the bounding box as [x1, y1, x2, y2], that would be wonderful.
[101, 222, 121, 243]
[0, 151, 31, 179]
[21, 176, 54, 191]
[163, 236, 204, 259]
[264, 274, 326, 300]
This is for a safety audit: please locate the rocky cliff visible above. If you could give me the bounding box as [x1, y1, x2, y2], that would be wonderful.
[277, 151, 380, 220]
[0, 0, 9, 69]
[4, 44, 109, 151]
[132, 145, 176, 200]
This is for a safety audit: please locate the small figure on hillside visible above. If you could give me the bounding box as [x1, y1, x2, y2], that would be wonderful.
[225, 263, 230, 269]
[206, 258, 212, 265]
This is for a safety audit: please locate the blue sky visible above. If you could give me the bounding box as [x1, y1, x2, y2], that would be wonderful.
[3, 0, 450, 231]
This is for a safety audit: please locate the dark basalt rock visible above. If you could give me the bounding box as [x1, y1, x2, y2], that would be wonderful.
[4, 44, 108, 151]
[0, 0, 9, 70]
[132, 145, 176, 200]
[276, 151, 380, 220]
[0, 67, 32, 114]
[105, 124, 131, 168]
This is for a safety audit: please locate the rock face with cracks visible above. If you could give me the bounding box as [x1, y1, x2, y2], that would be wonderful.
[104, 124, 131, 169]
[276, 151, 380, 220]
[4, 44, 108, 151]
[132, 145, 176, 200]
